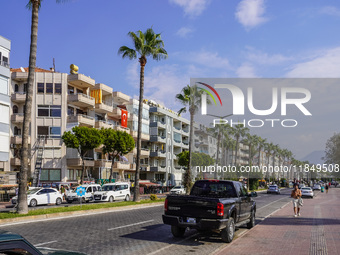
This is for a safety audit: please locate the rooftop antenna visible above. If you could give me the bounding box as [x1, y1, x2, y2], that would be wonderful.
[53, 58, 55, 72]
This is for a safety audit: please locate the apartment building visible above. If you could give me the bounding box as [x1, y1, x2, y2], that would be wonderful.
[147, 100, 190, 186]
[0, 36, 13, 184]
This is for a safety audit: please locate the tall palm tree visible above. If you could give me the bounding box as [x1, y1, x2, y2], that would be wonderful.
[18, 0, 64, 215]
[119, 28, 167, 202]
[264, 142, 275, 181]
[244, 134, 259, 167]
[176, 85, 203, 192]
[233, 124, 249, 167]
[256, 136, 266, 168]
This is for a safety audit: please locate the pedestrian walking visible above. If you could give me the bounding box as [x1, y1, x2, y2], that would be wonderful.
[326, 184, 329, 194]
[291, 184, 302, 217]
[60, 185, 66, 201]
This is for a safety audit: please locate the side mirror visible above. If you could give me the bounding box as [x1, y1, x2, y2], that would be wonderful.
[250, 191, 258, 197]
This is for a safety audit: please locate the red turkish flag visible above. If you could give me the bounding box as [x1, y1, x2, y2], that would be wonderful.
[121, 109, 128, 128]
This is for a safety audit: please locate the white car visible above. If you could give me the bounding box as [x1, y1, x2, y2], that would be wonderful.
[301, 187, 314, 198]
[93, 182, 130, 202]
[66, 184, 101, 203]
[170, 185, 186, 195]
[267, 185, 280, 194]
[11, 188, 63, 207]
[313, 184, 321, 191]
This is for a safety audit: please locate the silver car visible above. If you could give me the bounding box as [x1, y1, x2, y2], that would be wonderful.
[301, 187, 314, 198]
[267, 185, 280, 194]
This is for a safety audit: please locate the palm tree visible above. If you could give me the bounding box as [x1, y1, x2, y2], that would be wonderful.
[17, 0, 64, 215]
[233, 124, 249, 167]
[264, 142, 275, 181]
[256, 136, 266, 168]
[176, 85, 203, 192]
[119, 28, 167, 201]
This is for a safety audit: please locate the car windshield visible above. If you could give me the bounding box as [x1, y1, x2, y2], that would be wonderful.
[101, 185, 115, 191]
[269, 185, 277, 188]
[190, 181, 236, 198]
[302, 188, 311, 190]
[27, 188, 41, 195]
[173, 186, 182, 189]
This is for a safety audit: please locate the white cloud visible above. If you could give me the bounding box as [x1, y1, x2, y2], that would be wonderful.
[245, 48, 292, 65]
[176, 26, 194, 38]
[177, 50, 230, 70]
[320, 6, 340, 17]
[169, 0, 211, 17]
[235, 0, 268, 30]
[286, 47, 340, 78]
[236, 63, 257, 77]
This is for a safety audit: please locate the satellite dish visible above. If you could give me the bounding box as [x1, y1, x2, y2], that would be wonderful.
[20, 67, 25, 72]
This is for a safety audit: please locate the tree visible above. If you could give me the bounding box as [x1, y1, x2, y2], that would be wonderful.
[256, 136, 266, 168]
[100, 129, 135, 182]
[119, 28, 167, 202]
[324, 133, 340, 180]
[17, 0, 64, 214]
[264, 142, 275, 180]
[176, 85, 204, 193]
[178, 151, 214, 180]
[62, 126, 102, 184]
[232, 124, 249, 167]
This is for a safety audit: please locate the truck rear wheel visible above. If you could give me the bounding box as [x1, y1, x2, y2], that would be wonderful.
[221, 217, 235, 243]
[247, 210, 255, 229]
[171, 226, 186, 238]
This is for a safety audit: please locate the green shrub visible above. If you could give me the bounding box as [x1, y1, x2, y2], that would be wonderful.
[150, 194, 158, 201]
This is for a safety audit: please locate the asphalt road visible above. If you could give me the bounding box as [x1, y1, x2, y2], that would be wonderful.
[0, 188, 304, 255]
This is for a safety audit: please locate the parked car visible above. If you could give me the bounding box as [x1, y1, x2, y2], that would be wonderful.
[170, 185, 186, 195]
[66, 184, 101, 203]
[313, 184, 321, 191]
[93, 182, 130, 202]
[11, 188, 63, 207]
[0, 230, 86, 255]
[163, 180, 257, 243]
[267, 185, 280, 194]
[298, 184, 306, 189]
[301, 187, 314, 198]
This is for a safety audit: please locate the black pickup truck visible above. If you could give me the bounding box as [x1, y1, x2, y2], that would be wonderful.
[162, 180, 257, 243]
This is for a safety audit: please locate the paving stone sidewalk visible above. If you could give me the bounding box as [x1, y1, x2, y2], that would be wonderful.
[215, 187, 340, 255]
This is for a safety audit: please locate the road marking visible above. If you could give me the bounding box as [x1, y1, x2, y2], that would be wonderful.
[0, 204, 163, 227]
[108, 220, 154, 231]
[148, 232, 200, 255]
[257, 196, 289, 210]
[34, 240, 58, 247]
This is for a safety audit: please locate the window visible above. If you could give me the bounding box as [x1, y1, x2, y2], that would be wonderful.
[40, 169, 61, 181]
[38, 105, 61, 117]
[55, 83, 62, 94]
[37, 83, 44, 93]
[14, 126, 21, 136]
[43, 148, 61, 158]
[0, 75, 8, 95]
[38, 126, 48, 136]
[50, 127, 61, 138]
[38, 126, 61, 138]
[24, 83, 27, 93]
[14, 84, 19, 92]
[13, 105, 18, 114]
[68, 85, 74, 94]
[46, 83, 53, 93]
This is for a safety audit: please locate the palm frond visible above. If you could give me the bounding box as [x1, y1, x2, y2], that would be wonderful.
[118, 46, 137, 60]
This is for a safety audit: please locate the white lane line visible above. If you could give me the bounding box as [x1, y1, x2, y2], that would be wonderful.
[0, 204, 163, 227]
[34, 240, 58, 247]
[257, 196, 289, 210]
[108, 219, 154, 231]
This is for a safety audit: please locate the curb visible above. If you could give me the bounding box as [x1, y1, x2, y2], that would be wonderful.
[0, 202, 164, 226]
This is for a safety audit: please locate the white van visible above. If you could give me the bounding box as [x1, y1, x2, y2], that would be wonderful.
[66, 184, 101, 203]
[93, 182, 130, 202]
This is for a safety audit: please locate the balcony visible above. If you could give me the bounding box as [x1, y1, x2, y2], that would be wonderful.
[150, 166, 166, 172]
[11, 135, 31, 144]
[93, 83, 113, 95]
[11, 113, 24, 123]
[182, 141, 189, 149]
[182, 129, 189, 136]
[113, 91, 130, 104]
[11, 92, 26, 103]
[95, 159, 112, 168]
[173, 140, 182, 147]
[10, 158, 21, 166]
[67, 158, 95, 167]
[95, 120, 114, 129]
[150, 135, 166, 143]
[67, 114, 95, 127]
[150, 121, 166, 129]
[108, 107, 121, 118]
[113, 161, 131, 170]
[95, 101, 113, 114]
[130, 131, 150, 141]
[150, 150, 166, 158]
[114, 125, 130, 133]
[11, 72, 28, 81]
[68, 93, 95, 108]
[68, 73, 95, 89]
[132, 148, 150, 157]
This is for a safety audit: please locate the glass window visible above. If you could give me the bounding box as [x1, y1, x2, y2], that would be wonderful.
[14, 84, 19, 92]
[50, 170, 61, 181]
[55, 83, 62, 94]
[40, 170, 49, 181]
[68, 106, 74, 116]
[38, 126, 49, 136]
[37, 83, 44, 93]
[50, 127, 61, 138]
[38, 105, 61, 117]
[46, 83, 53, 93]
[50, 106, 61, 117]
[38, 108, 49, 116]
[68, 85, 74, 94]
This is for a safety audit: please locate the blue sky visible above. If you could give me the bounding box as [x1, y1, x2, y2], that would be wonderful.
[2, 0, 340, 160]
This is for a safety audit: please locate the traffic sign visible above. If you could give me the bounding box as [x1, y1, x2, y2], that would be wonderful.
[76, 186, 86, 197]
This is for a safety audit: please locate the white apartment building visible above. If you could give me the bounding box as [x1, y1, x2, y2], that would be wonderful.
[0, 36, 12, 183]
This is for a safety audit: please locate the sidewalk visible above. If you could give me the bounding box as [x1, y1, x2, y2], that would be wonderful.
[215, 187, 340, 255]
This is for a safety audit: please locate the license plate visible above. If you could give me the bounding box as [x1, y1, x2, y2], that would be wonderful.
[187, 217, 196, 224]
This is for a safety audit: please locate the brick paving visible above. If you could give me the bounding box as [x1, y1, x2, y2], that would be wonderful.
[215, 187, 340, 255]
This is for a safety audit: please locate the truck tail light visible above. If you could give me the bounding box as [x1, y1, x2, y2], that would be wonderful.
[164, 198, 168, 212]
[217, 203, 224, 216]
